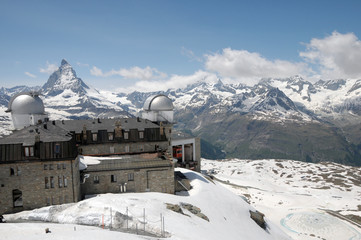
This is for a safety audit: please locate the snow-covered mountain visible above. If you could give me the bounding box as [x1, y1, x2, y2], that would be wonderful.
[40, 59, 133, 120]
[1, 60, 361, 164]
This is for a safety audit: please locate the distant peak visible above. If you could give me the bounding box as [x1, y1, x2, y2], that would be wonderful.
[61, 59, 69, 66]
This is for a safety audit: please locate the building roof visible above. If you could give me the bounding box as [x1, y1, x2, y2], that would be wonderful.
[53, 118, 160, 133]
[0, 123, 72, 145]
[0, 117, 161, 145]
[81, 154, 173, 171]
[143, 94, 174, 111]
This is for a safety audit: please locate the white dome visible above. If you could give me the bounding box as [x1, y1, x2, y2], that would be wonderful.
[143, 95, 174, 111]
[8, 93, 45, 114]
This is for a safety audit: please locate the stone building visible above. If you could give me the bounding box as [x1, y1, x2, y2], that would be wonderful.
[0, 93, 180, 215]
[0, 123, 81, 214]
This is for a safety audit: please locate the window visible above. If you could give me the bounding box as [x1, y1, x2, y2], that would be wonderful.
[128, 173, 134, 181]
[93, 176, 99, 184]
[49, 164, 54, 170]
[75, 134, 81, 142]
[124, 132, 129, 140]
[108, 132, 114, 141]
[139, 131, 144, 139]
[10, 167, 15, 176]
[55, 144, 61, 154]
[111, 175, 117, 182]
[24, 146, 34, 157]
[110, 146, 115, 153]
[92, 133, 98, 142]
[50, 176, 54, 188]
[46, 197, 51, 206]
[57, 164, 61, 170]
[125, 145, 130, 153]
[44, 164, 48, 170]
[140, 145, 144, 152]
[17, 167, 21, 176]
[12, 189, 23, 207]
[45, 177, 49, 189]
[58, 176, 63, 188]
[63, 176, 68, 188]
[62, 163, 66, 169]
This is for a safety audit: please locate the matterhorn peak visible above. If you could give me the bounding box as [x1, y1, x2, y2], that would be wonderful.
[42, 59, 89, 96]
[61, 59, 70, 66]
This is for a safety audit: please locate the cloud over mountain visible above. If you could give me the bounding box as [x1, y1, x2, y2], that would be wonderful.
[90, 66, 167, 80]
[300, 31, 361, 79]
[204, 48, 309, 85]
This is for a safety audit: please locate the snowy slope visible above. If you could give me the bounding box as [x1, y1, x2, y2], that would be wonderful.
[202, 159, 361, 240]
[3, 168, 290, 240]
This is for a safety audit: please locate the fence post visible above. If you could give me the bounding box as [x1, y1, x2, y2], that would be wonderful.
[143, 208, 146, 232]
[110, 207, 112, 229]
[126, 207, 129, 230]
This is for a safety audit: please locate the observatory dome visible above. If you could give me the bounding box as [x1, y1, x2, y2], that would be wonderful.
[143, 95, 174, 111]
[8, 93, 45, 114]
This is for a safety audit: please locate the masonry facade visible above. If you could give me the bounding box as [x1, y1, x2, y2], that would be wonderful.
[0, 117, 174, 215]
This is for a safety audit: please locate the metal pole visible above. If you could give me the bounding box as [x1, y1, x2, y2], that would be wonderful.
[163, 216, 165, 236]
[110, 207, 112, 229]
[126, 207, 129, 230]
[143, 208, 145, 232]
[160, 213, 162, 237]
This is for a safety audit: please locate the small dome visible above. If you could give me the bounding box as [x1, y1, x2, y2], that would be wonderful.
[143, 95, 173, 111]
[8, 92, 45, 115]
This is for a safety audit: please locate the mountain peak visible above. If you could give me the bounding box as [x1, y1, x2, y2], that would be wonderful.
[42, 59, 89, 96]
[61, 59, 69, 66]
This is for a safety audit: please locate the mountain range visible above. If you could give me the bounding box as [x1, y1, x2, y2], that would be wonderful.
[1, 59, 361, 166]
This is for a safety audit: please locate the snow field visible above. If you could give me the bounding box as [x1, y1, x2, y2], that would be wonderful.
[202, 159, 361, 240]
[3, 168, 290, 240]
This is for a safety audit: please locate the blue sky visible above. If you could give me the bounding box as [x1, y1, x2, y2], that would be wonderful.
[1, 0, 361, 92]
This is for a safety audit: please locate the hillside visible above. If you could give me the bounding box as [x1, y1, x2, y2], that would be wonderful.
[202, 159, 361, 240]
[2, 168, 290, 240]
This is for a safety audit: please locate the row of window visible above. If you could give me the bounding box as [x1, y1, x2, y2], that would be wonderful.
[44, 163, 66, 170]
[76, 131, 145, 142]
[93, 173, 134, 184]
[24, 144, 62, 157]
[45, 176, 68, 189]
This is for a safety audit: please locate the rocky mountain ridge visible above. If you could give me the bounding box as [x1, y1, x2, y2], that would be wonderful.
[1, 60, 361, 165]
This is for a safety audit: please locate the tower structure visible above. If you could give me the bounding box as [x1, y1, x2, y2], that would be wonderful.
[5, 92, 48, 130]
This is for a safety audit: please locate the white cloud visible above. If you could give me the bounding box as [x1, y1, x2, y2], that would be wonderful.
[118, 70, 218, 93]
[77, 62, 89, 67]
[40, 61, 58, 74]
[25, 72, 36, 78]
[90, 66, 104, 77]
[90, 66, 168, 80]
[300, 31, 361, 79]
[181, 47, 203, 62]
[205, 48, 309, 85]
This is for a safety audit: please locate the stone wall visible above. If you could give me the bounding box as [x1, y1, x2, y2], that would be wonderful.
[81, 160, 174, 197]
[0, 158, 80, 215]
